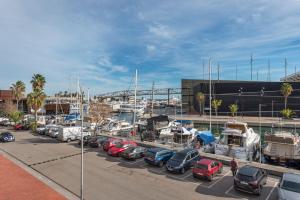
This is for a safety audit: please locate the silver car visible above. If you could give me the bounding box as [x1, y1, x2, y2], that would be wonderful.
[278, 173, 300, 200]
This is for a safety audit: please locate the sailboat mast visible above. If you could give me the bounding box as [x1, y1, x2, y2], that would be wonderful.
[133, 69, 137, 124]
[209, 58, 212, 131]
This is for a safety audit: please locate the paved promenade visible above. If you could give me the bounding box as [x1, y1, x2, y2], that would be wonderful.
[0, 154, 67, 200]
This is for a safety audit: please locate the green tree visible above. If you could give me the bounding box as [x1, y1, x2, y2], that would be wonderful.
[27, 74, 46, 132]
[31, 74, 46, 92]
[212, 99, 222, 116]
[281, 108, 295, 119]
[196, 92, 205, 116]
[229, 104, 238, 117]
[281, 83, 293, 109]
[8, 111, 23, 125]
[10, 80, 26, 110]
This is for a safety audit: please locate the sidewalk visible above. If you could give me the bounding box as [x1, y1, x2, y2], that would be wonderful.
[0, 154, 67, 200]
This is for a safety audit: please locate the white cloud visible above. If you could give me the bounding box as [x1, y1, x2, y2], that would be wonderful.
[148, 23, 174, 39]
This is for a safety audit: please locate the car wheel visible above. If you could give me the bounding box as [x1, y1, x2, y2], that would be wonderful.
[208, 174, 213, 181]
[180, 168, 185, 174]
[159, 161, 164, 167]
[218, 166, 223, 174]
[67, 138, 71, 143]
[256, 185, 262, 196]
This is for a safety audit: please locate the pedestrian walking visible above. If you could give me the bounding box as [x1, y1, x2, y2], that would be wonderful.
[230, 157, 238, 176]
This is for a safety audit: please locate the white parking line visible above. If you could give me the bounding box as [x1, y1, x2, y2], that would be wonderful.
[266, 182, 278, 200]
[206, 170, 231, 188]
[198, 170, 231, 188]
[225, 186, 247, 200]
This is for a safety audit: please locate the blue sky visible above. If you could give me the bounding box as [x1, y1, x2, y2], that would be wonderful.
[1, 0, 300, 95]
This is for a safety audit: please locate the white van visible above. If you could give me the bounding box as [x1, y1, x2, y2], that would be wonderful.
[57, 126, 82, 142]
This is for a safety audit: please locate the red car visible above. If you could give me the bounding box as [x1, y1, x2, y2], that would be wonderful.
[102, 138, 122, 151]
[14, 124, 24, 130]
[107, 141, 137, 156]
[192, 159, 223, 181]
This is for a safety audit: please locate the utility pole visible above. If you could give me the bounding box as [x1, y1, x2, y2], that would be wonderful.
[285, 58, 287, 81]
[295, 65, 297, 75]
[250, 53, 253, 81]
[257, 70, 259, 81]
[259, 103, 262, 163]
[151, 81, 154, 115]
[79, 85, 84, 200]
[236, 64, 238, 80]
[209, 58, 212, 131]
[217, 63, 220, 82]
[268, 59, 271, 81]
[133, 69, 137, 124]
[202, 60, 205, 80]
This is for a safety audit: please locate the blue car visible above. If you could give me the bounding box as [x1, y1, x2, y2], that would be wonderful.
[166, 148, 200, 174]
[0, 132, 15, 142]
[144, 148, 174, 167]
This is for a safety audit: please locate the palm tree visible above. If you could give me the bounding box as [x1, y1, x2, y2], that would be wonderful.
[212, 99, 222, 116]
[10, 81, 26, 110]
[31, 74, 46, 92]
[27, 74, 46, 132]
[229, 104, 238, 117]
[196, 92, 205, 116]
[281, 83, 293, 109]
[281, 108, 295, 119]
[27, 90, 46, 131]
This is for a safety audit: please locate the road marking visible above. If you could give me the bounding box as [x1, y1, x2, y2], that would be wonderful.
[225, 186, 247, 200]
[266, 181, 278, 200]
[225, 186, 233, 195]
[207, 170, 231, 188]
[198, 170, 231, 188]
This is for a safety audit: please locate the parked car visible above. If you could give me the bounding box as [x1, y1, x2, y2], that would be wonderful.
[37, 126, 47, 135]
[144, 148, 174, 167]
[0, 132, 15, 142]
[0, 119, 11, 126]
[14, 124, 24, 130]
[108, 141, 137, 156]
[89, 135, 109, 148]
[166, 148, 200, 174]
[234, 165, 267, 195]
[103, 138, 122, 151]
[192, 159, 223, 181]
[120, 146, 147, 160]
[278, 173, 300, 200]
[78, 135, 92, 146]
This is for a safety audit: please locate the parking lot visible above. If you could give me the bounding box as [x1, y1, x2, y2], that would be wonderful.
[0, 128, 279, 200]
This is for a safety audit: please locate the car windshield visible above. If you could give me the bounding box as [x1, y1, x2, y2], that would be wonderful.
[171, 153, 186, 161]
[195, 164, 208, 170]
[145, 151, 156, 158]
[281, 180, 300, 193]
[236, 173, 255, 182]
[125, 147, 135, 153]
[115, 142, 123, 148]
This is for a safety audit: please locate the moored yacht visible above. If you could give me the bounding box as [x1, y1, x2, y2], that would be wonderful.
[263, 131, 300, 165]
[215, 121, 260, 160]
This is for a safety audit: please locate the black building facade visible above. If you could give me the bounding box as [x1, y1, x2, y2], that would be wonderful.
[181, 79, 300, 117]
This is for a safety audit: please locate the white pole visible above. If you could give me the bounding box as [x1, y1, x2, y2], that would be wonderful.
[259, 103, 262, 163]
[209, 58, 212, 131]
[133, 69, 137, 124]
[80, 86, 84, 200]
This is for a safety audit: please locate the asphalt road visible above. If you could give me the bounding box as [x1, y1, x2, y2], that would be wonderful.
[0, 127, 279, 200]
